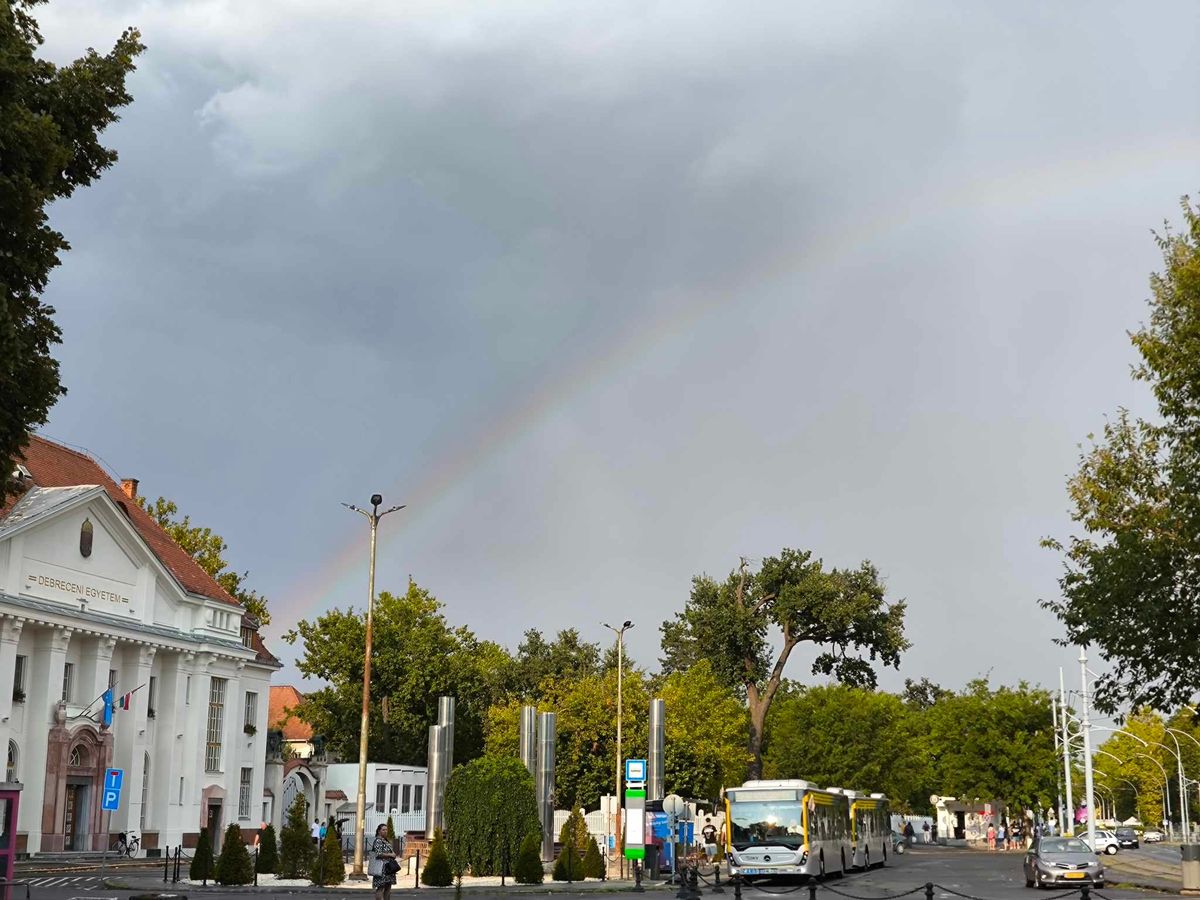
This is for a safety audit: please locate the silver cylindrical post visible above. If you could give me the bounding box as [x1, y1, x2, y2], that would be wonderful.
[438, 696, 456, 776]
[426, 724, 447, 835]
[537, 712, 557, 860]
[520, 706, 538, 776]
[649, 698, 665, 801]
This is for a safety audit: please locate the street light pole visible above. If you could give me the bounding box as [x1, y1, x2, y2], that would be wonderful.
[344, 495, 405, 878]
[603, 621, 633, 878]
[1079, 648, 1097, 852]
[1060, 669, 1075, 835]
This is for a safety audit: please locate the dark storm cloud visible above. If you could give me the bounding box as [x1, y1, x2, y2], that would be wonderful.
[30, 0, 1200, 693]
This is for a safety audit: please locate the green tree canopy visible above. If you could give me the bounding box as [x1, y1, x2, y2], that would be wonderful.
[660, 550, 908, 778]
[510, 629, 602, 700]
[925, 680, 1057, 811]
[285, 580, 501, 763]
[139, 496, 269, 624]
[763, 684, 929, 811]
[1044, 199, 1200, 712]
[1093, 711, 1170, 826]
[2, 1, 143, 498]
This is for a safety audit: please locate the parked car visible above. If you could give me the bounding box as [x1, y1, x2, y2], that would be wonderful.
[1084, 830, 1121, 855]
[1024, 836, 1106, 889]
[1144, 829, 1166, 843]
[1114, 827, 1139, 849]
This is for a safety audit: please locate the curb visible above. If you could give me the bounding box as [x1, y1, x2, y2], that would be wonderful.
[105, 879, 650, 896]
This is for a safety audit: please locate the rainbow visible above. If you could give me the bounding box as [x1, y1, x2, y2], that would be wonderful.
[272, 133, 1200, 635]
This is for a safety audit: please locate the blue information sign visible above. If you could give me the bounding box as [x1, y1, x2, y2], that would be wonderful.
[626, 758, 646, 784]
[102, 768, 123, 811]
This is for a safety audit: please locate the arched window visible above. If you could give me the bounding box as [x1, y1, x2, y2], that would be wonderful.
[141, 752, 150, 829]
[68, 745, 87, 768]
[5, 741, 16, 782]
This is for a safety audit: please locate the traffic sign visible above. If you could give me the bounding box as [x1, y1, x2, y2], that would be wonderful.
[102, 768, 123, 811]
[625, 758, 646, 784]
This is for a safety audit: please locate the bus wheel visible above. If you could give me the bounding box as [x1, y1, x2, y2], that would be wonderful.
[883, 842, 888, 863]
[819, 852, 825, 879]
[864, 848, 871, 870]
[840, 849, 847, 876]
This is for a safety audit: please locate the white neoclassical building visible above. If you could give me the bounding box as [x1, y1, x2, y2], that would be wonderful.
[0, 436, 280, 855]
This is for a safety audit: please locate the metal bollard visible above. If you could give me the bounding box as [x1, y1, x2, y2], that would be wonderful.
[676, 864, 691, 900]
[733, 874, 743, 900]
[925, 883, 935, 900]
[690, 864, 702, 899]
[1081, 887, 1090, 900]
[712, 863, 725, 894]
[809, 880, 820, 900]
[415, 850, 421, 889]
[164, 846, 170, 882]
[254, 846, 259, 886]
[632, 860, 645, 892]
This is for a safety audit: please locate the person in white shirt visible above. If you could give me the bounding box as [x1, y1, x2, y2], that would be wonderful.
[311, 818, 322, 846]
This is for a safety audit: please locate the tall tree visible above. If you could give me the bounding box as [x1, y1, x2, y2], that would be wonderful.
[1093, 711, 1169, 827]
[2, 2, 142, 494]
[285, 580, 504, 763]
[510, 628, 601, 700]
[139, 496, 270, 624]
[660, 549, 908, 779]
[1044, 199, 1200, 713]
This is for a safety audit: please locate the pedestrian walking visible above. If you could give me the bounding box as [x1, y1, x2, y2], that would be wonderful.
[997, 821, 1007, 851]
[368, 823, 397, 900]
[702, 817, 719, 867]
[903, 820, 915, 847]
[922, 822, 931, 844]
[312, 818, 322, 847]
[986, 821, 996, 851]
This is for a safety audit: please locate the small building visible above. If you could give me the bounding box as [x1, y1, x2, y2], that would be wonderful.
[323, 762, 427, 838]
[931, 795, 1008, 845]
[268, 686, 314, 760]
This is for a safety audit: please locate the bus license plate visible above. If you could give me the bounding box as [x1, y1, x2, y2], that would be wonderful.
[741, 869, 764, 875]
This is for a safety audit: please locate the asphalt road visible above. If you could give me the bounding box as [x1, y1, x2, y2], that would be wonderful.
[9, 847, 1170, 900]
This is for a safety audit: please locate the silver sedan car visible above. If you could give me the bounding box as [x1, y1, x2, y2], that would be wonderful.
[1024, 836, 1106, 889]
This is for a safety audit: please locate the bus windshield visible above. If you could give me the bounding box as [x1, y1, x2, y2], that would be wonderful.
[728, 800, 805, 848]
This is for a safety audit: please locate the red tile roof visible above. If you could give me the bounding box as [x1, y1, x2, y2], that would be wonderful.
[7, 435, 244, 607]
[270, 685, 314, 740]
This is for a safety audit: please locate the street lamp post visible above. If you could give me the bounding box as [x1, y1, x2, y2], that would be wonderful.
[343, 495, 405, 878]
[1079, 648, 1098, 852]
[603, 620, 633, 878]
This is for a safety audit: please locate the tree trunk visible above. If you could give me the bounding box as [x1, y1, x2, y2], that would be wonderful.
[746, 693, 768, 780]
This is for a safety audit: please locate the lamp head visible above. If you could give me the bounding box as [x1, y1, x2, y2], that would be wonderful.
[623, 620, 633, 629]
[371, 493, 383, 507]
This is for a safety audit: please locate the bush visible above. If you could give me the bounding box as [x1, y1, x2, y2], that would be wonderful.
[278, 795, 313, 879]
[215, 824, 254, 885]
[422, 829, 454, 887]
[552, 848, 581, 882]
[256, 823, 279, 874]
[189, 828, 214, 882]
[444, 755, 540, 876]
[582, 838, 605, 879]
[558, 808, 589, 856]
[514, 832, 544, 884]
[312, 827, 345, 886]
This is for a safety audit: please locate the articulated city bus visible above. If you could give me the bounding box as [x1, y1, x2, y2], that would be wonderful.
[836, 789, 891, 869]
[724, 780, 853, 878]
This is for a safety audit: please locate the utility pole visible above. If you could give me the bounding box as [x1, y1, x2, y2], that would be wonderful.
[1060, 668, 1074, 836]
[343, 495, 405, 878]
[1079, 648, 1097, 852]
[1052, 695, 1065, 835]
[603, 621, 633, 879]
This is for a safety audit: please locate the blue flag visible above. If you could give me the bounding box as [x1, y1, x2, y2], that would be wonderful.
[102, 688, 113, 728]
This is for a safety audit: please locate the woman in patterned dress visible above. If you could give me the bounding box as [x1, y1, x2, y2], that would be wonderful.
[368, 823, 396, 900]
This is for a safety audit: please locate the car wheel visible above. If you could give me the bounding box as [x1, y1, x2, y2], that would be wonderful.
[1096, 882, 1105, 889]
[1106, 845, 1118, 855]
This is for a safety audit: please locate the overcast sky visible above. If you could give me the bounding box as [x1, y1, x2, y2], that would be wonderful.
[30, 1, 1200, 702]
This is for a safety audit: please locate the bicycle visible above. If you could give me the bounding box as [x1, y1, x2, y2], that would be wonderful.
[112, 830, 141, 857]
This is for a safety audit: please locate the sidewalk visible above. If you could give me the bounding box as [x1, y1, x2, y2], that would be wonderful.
[1104, 852, 1184, 893]
[106, 871, 658, 895]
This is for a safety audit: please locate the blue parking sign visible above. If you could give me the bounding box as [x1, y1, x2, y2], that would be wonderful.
[102, 768, 123, 811]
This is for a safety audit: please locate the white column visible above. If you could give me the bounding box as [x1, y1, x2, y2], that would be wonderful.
[221, 663, 244, 830]
[79, 635, 117, 718]
[21, 626, 73, 849]
[181, 654, 210, 840]
[0, 618, 25, 765]
[151, 653, 182, 843]
[120, 645, 156, 834]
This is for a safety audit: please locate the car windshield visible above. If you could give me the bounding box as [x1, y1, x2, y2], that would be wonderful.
[728, 801, 805, 848]
[1041, 838, 1091, 854]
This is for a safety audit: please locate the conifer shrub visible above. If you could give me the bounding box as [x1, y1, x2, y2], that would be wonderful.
[256, 823, 279, 874]
[215, 824, 254, 885]
[386, 815, 396, 842]
[313, 827, 345, 885]
[558, 808, 589, 855]
[443, 755, 539, 876]
[582, 838, 605, 879]
[278, 795, 313, 879]
[552, 848, 580, 882]
[514, 832, 544, 884]
[189, 827, 214, 882]
[422, 829, 454, 887]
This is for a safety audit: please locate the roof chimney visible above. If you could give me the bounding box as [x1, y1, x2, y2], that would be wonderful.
[121, 478, 139, 500]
